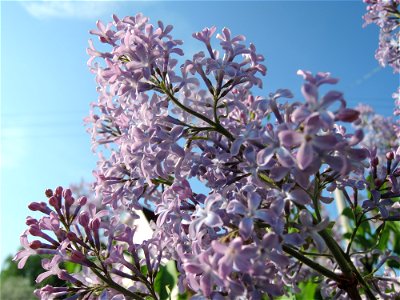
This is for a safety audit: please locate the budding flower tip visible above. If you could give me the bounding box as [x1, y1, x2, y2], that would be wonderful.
[45, 189, 53, 198]
[386, 151, 394, 160]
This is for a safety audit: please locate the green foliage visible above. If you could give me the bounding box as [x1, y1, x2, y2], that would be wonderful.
[1, 254, 43, 285]
[341, 199, 400, 277]
[154, 260, 178, 300]
[295, 280, 322, 300]
[0, 276, 36, 300]
[141, 265, 148, 276]
[341, 207, 354, 221]
[0, 252, 65, 298]
[276, 280, 322, 300]
[64, 261, 82, 274]
[177, 292, 191, 300]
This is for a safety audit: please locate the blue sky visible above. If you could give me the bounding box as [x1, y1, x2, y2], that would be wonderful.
[1, 1, 398, 266]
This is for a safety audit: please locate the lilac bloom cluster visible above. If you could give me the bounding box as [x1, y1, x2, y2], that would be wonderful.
[363, 0, 400, 73]
[355, 103, 398, 160]
[15, 12, 400, 300]
[394, 88, 400, 136]
[14, 187, 162, 299]
[362, 146, 400, 221]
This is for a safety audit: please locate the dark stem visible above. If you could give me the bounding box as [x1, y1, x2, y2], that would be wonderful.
[162, 86, 234, 141]
[282, 244, 342, 281]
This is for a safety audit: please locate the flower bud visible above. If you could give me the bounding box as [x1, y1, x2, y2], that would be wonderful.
[45, 189, 53, 198]
[49, 196, 61, 210]
[78, 196, 87, 206]
[29, 240, 42, 250]
[28, 226, 43, 237]
[371, 157, 379, 167]
[26, 216, 38, 226]
[55, 186, 63, 196]
[386, 151, 394, 161]
[335, 108, 359, 122]
[28, 202, 52, 214]
[90, 218, 101, 231]
[28, 202, 42, 211]
[70, 250, 87, 263]
[58, 270, 83, 287]
[65, 196, 74, 207]
[62, 189, 72, 199]
[66, 232, 78, 241]
[78, 211, 90, 227]
[29, 225, 59, 246]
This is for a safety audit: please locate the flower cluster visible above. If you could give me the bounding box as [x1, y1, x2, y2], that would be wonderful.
[14, 187, 163, 299]
[15, 11, 400, 300]
[363, 0, 400, 73]
[355, 103, 398, 160]
[394, 87, 400, 136]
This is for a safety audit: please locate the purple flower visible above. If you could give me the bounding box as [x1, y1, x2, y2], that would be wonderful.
[260, 233, 290, 267]
[278, 118, 337, 170]
[192, 26, 217, 51]
[36, 256, 62, 283]
[362, 190, 393, 219]
[226, 189, 270, 239]
[183, 250, 225, 297]
[189, 194, 224, 237]
[299, 210, 329, 252]
[13, 234, 37, 269]
[363, 1, 400, 73]
[212, 237, 257, 278]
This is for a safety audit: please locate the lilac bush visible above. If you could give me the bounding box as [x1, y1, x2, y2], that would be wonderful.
[14, 8, 400, 300]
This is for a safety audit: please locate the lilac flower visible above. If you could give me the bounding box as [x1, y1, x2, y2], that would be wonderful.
[36, 256, 63, 283]
[216, 27, 247, 58]
[34, 285, 70, 299]
[189, 194, 224, 238]
[278, 118, 338, 170]
[16, 186, 164, 299]
[13, 234, 37, 268]
[362, 190, 393, 219]
[283, 184, 312, 205]
[183, 250, 225, 297]
[212, 237, 258, 278]
[363, 0, 400, 73]
[259, 233, 290, 267]
[299, 210, 329, 252]
[15, 10, 400, 300]
[226, 189, 270, 239]
[90, 20, 116, 45]
[192, 26, 217, 58]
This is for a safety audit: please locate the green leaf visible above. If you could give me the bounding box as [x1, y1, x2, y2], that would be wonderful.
[276, 280, 322, 300]
[63, 261, 81, 274]
[387, 221, 400, 234]
[355, 235, 373, 248]
[342, 207, 354, 219]
[343, 232, 352, 240]
[154, 261, 178, 300]
[377, 227, 390, 250]
[177, 292, 190, 300]
[295, 280, 321, 300]
[141, 265, 148, 276]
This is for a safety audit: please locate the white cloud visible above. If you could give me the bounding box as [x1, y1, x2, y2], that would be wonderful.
[20, 1, 119, 20]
